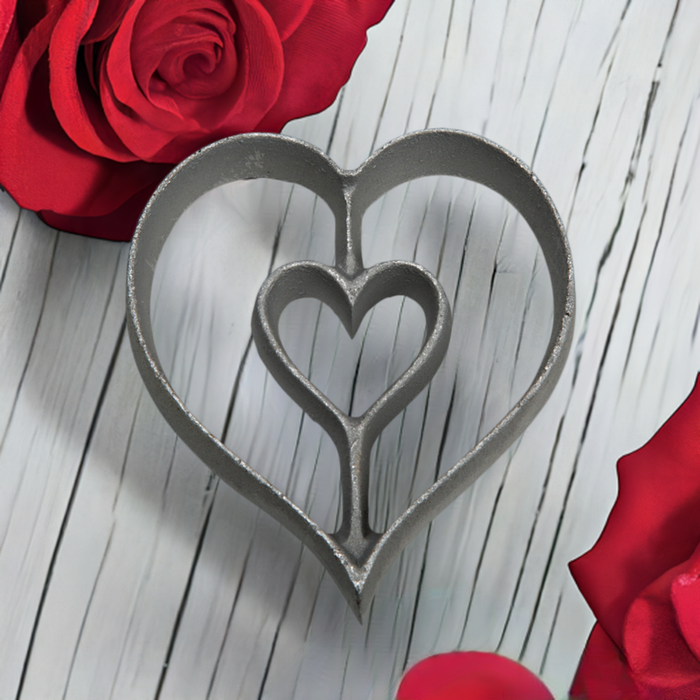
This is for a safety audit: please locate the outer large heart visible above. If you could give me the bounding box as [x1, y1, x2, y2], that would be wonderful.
[127, 130, 575, 620]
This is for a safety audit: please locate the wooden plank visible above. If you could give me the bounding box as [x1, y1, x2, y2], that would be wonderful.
[0, 217, 125, 697]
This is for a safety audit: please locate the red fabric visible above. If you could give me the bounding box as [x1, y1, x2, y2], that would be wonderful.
[570, 375, 700, 698]
[0, 0, 393, 241]
[396, 652, 554, 700]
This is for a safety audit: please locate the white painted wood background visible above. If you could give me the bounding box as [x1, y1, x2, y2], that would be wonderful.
[2, 0, 700, 697]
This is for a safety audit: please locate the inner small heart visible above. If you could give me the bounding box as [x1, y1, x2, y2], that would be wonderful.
[252, 259, 452, 563]
[278, 296, 426, 417]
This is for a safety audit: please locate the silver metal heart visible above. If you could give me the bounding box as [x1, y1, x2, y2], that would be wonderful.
[127, 130, 575, 621]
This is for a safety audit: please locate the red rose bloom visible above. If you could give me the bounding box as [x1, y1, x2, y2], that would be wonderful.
[570, 375, 700, 699]
[397, 652, 554, 700]
[0, 0, 392, 240]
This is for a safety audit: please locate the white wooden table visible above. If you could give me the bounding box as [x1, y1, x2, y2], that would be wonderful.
[2, 1, 700, 697]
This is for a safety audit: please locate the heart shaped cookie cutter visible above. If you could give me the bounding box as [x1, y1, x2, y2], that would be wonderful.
[127, 130, 575, 620]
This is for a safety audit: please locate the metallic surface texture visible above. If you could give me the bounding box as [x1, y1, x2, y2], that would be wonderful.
[127, 130, 575, 620]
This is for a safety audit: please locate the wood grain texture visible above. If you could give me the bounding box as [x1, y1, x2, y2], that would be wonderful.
[2, 0, 700, 697]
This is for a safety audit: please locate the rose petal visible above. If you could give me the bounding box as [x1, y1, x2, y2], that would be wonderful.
[48, 0, 135, 160]
[38, 176, 168, 241]
[101, 0, 193, 160]
[258, 0, 314, 42]
[0, 0, 14, 45]
[0, 0, 19, 93]
[623, 554, 700, 698]
[671, 542, 700, 661]
[101, 0, 284, 162]
[131, 5, 238, 102]
[569, 625, 641, 700]
[0, 8, 166, 218]
[16, 0, 69, 38]
[569, 375, 700, 647]
[256, 0, 394, 133]
[83, 0, 131, 42]
[176, 0, 283, 131]
[396, 652, 554, 700]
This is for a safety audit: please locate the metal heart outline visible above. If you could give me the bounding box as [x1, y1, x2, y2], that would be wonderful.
[127, 130, 575, 620]
[251, 260, 452, 565]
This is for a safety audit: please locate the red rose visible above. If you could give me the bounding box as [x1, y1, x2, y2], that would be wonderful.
[570, 375, 700, 699]
[0, 0, 392, 240]
[396, 652, 554, 700]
